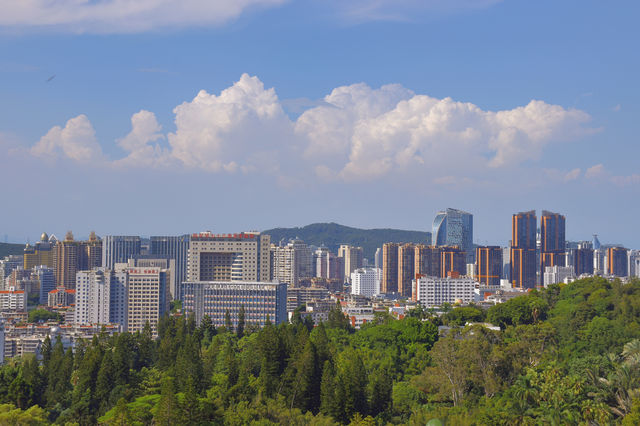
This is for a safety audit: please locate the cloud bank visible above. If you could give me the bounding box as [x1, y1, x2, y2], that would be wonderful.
[1, 0, 505, 33]
[328, 0, 504, 22]
[0, 0, 288, 33]
[31, 73, 596, 183]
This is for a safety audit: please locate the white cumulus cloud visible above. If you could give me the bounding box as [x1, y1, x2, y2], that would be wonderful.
[0, 0, 288, 33]
[31, 114, 103, 162]
[168, 74, 294, 174]
[115, 110, 171, 168]
[31, 74, 597, 185]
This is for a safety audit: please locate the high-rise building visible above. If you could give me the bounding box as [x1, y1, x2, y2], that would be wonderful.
[511, 210, 537, 289]
[607, 247, 628, 277]
[594, 248, 606, 275]
[414, 245, 442, 277]
[53, 231, 81, 289]
[315, 247, 338, 280]
[432, 208, 474, 263]
[271, 239, 312, 287]
[0, 255, 23, 290]
[571, 246, 594, 275]
[23, 232, 54, 270]
[413, 245, 466, 279]
[397, 244, 415, 298]
[501, 246, 511, 281]
[53, 231, 102, 289]
[150, 235, 190, 299]
[128, 257, 176, 304]
[476, 246, 502, 287]
[82, 231, 103, 271]
[628, 250, 640, 278]
[351, 268, 382, 298]
[381, 243, 399, 293]
[74, 266, 168, 335]
[102, 236, 141, 269]
[338, 245, 364, 284]
[34, 265, 55, 305]
[374, 248, 382, 270]
[75, 268, 128, 326]
[540, 210, 566, 276]
[182, 281, 287, 327]
[125, 266, 169, 334]
[441, 246, 466, 278]
[187, 231, 270, 283]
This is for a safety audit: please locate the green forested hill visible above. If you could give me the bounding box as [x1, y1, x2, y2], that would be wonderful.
[2, 276, 640, 424]
[0, 242, 24, 258]
[263, 222, 432, 260]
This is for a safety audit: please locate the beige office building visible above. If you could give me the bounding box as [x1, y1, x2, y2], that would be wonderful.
[338, 244, 363, 284]
[125, 266, 169, 334]
[53, 231, 102, 289]
[187, 232, 270, 282]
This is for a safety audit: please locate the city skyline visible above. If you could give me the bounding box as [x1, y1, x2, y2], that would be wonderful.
[4, 206, 634, 253]
[1, 1, 639, 248]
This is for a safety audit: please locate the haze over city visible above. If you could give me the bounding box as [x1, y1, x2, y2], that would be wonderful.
[1, 0, 638, 248]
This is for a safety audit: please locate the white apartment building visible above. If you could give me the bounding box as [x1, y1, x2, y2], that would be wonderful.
[350, 268, 382, 298]
[187, 232, 270, 282]
[0, 287, 26, 311]
[628, 250, 640, 278]
[594, 249, 606, 275]
[75, 269, 128, 326]
[415, 276, 476, 307]
[271, 239, 312, 286]
[75, 266, 168, 335]
[543, 265, 575, 286]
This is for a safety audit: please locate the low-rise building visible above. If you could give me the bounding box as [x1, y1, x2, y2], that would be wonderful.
[414, 276, 476, 307]
[0, 287, 26, 312]
[350, 268, 381, 298]
[48, 286, 76, 308]
[182, 281, 287, 327]
[2, 323, 120, 362]
[286, 286, 331, 312]
[543, 265, 575, 286]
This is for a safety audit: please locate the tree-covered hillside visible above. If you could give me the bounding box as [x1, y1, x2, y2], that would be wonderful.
[0, 242, 24, 258]
[3, 276, 640, 424]
[263, 222, 431, 260]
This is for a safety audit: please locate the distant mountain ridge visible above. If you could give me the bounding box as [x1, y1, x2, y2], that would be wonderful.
[263, 222, 432, 261]
[0, 242, 24, 259]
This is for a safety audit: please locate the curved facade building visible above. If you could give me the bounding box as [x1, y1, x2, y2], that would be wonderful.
[432, 208, 474, 263]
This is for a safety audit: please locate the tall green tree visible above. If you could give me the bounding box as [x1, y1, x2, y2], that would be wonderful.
[237, 305, 246, 339]
[224, 309, 233, 332]
[154, 377, 181, 425]
[95, 350, 115, 414]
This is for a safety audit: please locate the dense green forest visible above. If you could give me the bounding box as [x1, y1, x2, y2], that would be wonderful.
[2, 276, 640, 424]
[263, 223, 431, 260]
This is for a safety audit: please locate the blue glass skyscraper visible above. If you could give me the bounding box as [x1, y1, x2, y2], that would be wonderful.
[432, 208, 474, 263]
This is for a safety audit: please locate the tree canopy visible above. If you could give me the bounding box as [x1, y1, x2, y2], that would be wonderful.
[0, 276, 639, 424]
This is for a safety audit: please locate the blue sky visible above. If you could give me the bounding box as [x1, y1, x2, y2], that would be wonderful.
[0, 0, 638, 249]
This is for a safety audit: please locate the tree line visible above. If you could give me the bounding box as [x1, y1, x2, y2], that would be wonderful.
[1, 276, 640, 424]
